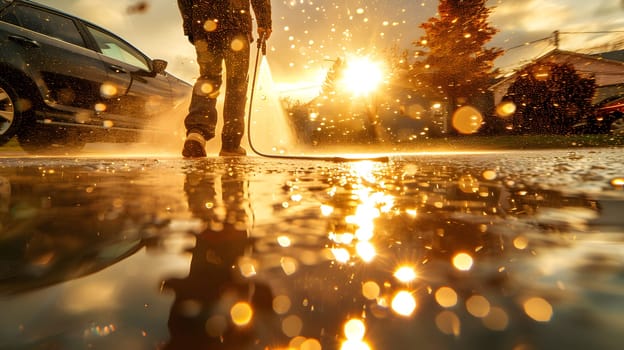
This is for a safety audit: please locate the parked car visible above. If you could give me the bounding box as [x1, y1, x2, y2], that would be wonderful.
[596, 95, 624, 134]
[572, 95, 624, 135]
[0, 0, 191, 153]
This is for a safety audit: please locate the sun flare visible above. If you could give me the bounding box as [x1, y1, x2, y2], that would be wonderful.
[339, 57, 384, 96]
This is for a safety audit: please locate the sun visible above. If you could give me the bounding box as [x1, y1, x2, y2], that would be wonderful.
[339, 56, 384, 97]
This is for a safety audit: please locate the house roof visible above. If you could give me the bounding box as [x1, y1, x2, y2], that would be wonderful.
[491, 49, 624, 89]
[490, 49, 624, 105]
[593, 49, 624, 63]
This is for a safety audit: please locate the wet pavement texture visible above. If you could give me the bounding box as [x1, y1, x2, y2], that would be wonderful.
[1, 148, 623, 350]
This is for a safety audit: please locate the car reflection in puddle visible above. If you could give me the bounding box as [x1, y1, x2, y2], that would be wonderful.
[0, 156, 623, 349]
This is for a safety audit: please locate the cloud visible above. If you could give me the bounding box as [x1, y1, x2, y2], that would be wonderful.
[491, 0, 572, 33]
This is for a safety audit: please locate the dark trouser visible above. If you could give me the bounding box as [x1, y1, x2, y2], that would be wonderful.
[185, 31, 250, 150]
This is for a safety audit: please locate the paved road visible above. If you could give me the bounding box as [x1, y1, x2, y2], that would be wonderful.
[0, 148, 623, 349]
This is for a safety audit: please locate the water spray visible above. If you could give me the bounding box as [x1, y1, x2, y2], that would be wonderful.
[246, 34, 388, 162]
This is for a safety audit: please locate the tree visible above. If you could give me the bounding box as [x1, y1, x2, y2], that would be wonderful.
[504, 62, 596, 134]
[413, 0, 503, 116]
[321, 57, 346, 97]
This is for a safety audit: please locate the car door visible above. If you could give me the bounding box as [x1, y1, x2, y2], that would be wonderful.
[83, 23, 174, 130]
[0, 2, 108, 124]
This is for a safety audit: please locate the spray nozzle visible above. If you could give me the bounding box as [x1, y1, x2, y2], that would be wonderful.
[258, 33, 267, 56]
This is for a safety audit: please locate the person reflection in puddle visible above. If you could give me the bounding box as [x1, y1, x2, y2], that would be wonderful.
[164, 166, 280, 349]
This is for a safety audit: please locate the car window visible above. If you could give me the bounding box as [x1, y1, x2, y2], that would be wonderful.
[86, 24, 150, 71]
[0, 4, 85, 47]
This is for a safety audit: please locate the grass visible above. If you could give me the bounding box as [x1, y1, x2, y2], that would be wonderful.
[392, 134, 624, 151]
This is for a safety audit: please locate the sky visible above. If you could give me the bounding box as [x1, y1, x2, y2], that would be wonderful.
[36, 0, 624, 99]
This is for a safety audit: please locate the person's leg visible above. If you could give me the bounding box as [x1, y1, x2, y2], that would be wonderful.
[183, 36, 224, 157]
[220, 33, 251, 154]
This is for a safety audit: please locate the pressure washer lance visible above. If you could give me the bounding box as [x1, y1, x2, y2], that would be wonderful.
[247, 33, 265, 128]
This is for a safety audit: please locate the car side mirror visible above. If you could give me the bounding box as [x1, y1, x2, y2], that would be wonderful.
[152, 59, 168, 75]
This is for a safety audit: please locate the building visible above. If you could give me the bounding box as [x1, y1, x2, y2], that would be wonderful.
[490, 49, 624, 106]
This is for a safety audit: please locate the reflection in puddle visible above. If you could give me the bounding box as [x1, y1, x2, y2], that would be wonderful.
[0, 156, 623, 349]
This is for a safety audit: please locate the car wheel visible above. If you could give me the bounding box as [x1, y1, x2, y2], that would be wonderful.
[17, 124, 86, 155]
[0, 79, 24, 146]
[610, 117, 624, 135]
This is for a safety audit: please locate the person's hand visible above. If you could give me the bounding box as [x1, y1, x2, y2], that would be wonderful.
[257, 27, 272, 41]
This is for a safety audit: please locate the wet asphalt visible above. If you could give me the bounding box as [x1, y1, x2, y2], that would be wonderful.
[0, 147, 623, 349]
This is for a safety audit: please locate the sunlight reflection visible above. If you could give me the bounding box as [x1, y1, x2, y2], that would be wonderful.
[344, 318, 366, 340]
[452, 252, 474, 271]
[611, 177, 624, 189]
[393, 265, 417, 283]
[332, 248, 351, 263]
[278, 235, 292, 247]
[341, 340, 371, 350]
[355, 241, 376, 262]
[391, 290, 417, 317]
[320, 204, 335, 216]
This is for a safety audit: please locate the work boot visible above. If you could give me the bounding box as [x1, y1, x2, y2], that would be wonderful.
[219, 146, 246, 157]
[182, 132, 207, 158]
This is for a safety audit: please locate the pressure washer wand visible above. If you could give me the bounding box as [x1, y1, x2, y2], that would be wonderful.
[248, 33, 265, 124]
[246, 32, 267, 156]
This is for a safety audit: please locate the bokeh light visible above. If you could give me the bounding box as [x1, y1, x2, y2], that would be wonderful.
[452, 106, 483, 134]
[205, 315, 227, 337]
[344, 318, 366, 340]
[230, 302, 253, 326]
[435, 287, 458, 308]
[435, 311, 461, 336]
[355, 241, 376, 262]
[362, 281, 381, 300]
[482, 170, 498, 180]
[482, 306, 509, 331]
[523, 297, 553, 322]
[452, 253, 474, 271]
[513, 235, 529, 250]
[273, 295, 292, 315]
[281, 256, 299, 275]
[391, 290, 417, 317]
[99, 82, 118, 98]
[495, 101, 516, 118]
[282, 314, 303, 337]
[394, 265, 417, 283]
[466, 295, 490, 318]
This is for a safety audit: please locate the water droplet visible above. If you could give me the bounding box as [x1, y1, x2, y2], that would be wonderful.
[452, 106, 483, 134]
